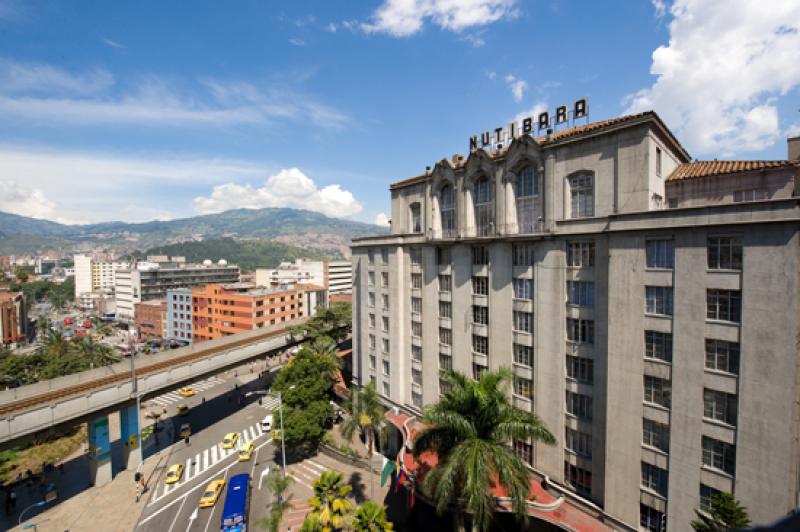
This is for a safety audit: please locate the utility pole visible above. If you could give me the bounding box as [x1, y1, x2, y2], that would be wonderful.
[278, 391, 286, 477]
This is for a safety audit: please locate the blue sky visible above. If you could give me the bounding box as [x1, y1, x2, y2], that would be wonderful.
[0, 0, 798, 225]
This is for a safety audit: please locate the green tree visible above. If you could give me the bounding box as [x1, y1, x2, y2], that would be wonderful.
[289, 302, 351, 345]
[413, 369, 556, 532]
[691, 492, 751, 531]
[305, 469, 354, 532]
[71, 337, 120, 368]
[36, 317, 50, 345]
[352, 501, 393, 532]
[340, 383, 390, 497]
[45, 331, 69, 358]
[14, 267, 30, 283]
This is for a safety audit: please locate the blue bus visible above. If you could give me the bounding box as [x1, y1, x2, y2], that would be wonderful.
[221, 473, 250, 531]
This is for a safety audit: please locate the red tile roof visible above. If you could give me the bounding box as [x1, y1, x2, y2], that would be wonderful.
[667, 160, 800, 182]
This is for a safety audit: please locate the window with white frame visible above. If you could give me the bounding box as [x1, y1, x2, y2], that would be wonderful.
[514, 376, 532, 398]
[566, 391, 592, 420]
[707, 289, 741, 322]
[513, 311, 533, 333]
[643, 419, 669, 453]
[411, 297, 422, 314]
[438, 300, 452, 318]
[440, 184, 456, 238]
[567, 281, 595, 306]
[472, 334, 488, 355]
[409, 247, 423, 265]
[705, 339, 739, 374]
[439, 353, 452, 371]
[438, 274, 452, 292]
[564, 462, 592, 495]
[567, 241, 595, 267]
[474, 177, 494, 236]
[516, 166, 539, 233]
[368, 271, 375, 286]
[439, 327, 452, 346]
[641, 462, 668, 496]
[700, 484, 722, 512]
[703, 389, 737, 425]
[412, 345, 422, 361]
[382, 360, 390, 375]
[411, 391, 422, 408]
[708, 236, 742, 270]
[368, 292, 375, 307]
[369, 354, 376, 370]
[381, 248, 389, 263]
[409, 203, 422, 233]
[368, 334, 376, 350]
[381, 271, 389, 287]
[645, 331, 672, 362]
[472, 276, 488, 295]
[439, 377, 451, 395]
[565, 427, 592, 458]
[382, 338, 390, 353]
[512, 243, 535, 266]
[382, 381, 390, 396]
[368, 313, 375, 328]
[411, 321, 422, 337]
[566, 318, 594, 344]
[646, 239, 674, 269]
[381, 316, 389, 332]
[472, 305, 488, 325]
[513, 344, 532, 367]
[514, 440, 533, 466]
[646, 286, 673, 316]
[733, 188, 766, 202]
[644, 376, 671, 408]
[656, 147, 662, 177]
[382, 294, 390, 310]
[513, 278, 533, 300]
[702, 436, 736, 475]
[566, 355, 593, 384]
[472, 363, 487, 380]
[640, 504, 665, 532]
[411, 273, 422, 289]
[471, 245, 490, 265]
[412, 368, 423, 385]
[368, 249, 375, 264]
[569, 174, 593, 218]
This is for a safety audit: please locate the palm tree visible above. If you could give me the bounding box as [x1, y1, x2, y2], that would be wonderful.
[352, 501, 393, 532]
[691, 492, 751, 531]
[45, 331, 69, 358]
[413, 368, 556, 532]
[72, 337, 120, 368]
[36, 317, 50, 345]
[340, 382, 391, 499]
[306, 469, 354, 532]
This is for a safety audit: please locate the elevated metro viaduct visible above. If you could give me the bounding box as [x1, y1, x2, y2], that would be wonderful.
[0, 319, 307, 486]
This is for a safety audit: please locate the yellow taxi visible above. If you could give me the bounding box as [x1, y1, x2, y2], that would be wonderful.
[178, 387, 196, 397]
[237, 442, 255, 462]
[221, 432, 239, 449]
[164, 463, 184, 484]
[198, 479, 226, 508]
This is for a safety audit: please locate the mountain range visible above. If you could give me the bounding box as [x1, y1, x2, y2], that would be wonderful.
[0, 208, 387, 257]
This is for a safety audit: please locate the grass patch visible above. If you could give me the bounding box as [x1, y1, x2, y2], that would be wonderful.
[0, 425, 87, 484]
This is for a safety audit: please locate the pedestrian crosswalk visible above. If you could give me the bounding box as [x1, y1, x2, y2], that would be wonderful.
[260, 396, 281, 412]
[287, 458, 327, 490]
[147, 377, 225, 407]
[149, 422, 268, 505]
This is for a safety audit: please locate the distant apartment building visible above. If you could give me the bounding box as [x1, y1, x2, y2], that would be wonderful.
[134, 299, 167, 340]
[115, 259, 240, 322]
[166, 288, 193, 343]
[73, 254, 129, 304]
[35, 257, 58, 275]
[255, 259, 352, 296]
[351, 111, 800, 531]
[0, 290, 26, 346]
[191, 283, 326, 343]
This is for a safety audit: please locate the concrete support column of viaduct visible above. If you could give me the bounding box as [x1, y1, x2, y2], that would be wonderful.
[87, 415, 113, 487]
[120, 403, 142, 470]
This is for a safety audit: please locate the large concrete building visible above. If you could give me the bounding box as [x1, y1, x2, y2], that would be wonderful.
[255, 259, 352, 296]
[115, 259, 240, 322]
[73, 254, 129, 304]
[166, 288, 193, 343]
[0, 290, 26, 346]
[351, 111, 800, 531]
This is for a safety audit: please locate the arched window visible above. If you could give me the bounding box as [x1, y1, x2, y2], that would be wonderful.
[409, 202, 421, 233]
[474, 177, 494, 236]
[440, 184, 456, 238]
[516, 166, 539, 233]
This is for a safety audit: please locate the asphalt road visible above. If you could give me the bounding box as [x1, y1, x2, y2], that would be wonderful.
[135, 367, 281, 532]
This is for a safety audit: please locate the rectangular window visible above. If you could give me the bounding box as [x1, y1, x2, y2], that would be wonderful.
[733, 189, 766, 202]
[708, 236, 743, 270]
[700, 484, 722, 512]
[703, 389, 737, 426]
[472, 305, 489, 325]
[411, 321, 422, 337]
[439, 377, 451, 395]
[641, 462, 668, 496]
[646, 286, 674, 316]
[569, 174, 594, 218]
[382, 294, 390, 310]
[566, 391, 593, 420]
[702, 436, 736, 475]
[382, 360, 390, 375]
[645, 331, 672, 362]
[368, 292, 375, 307]
[436, 246, 451, 265]
[472, 276, 489, 296]
[412, 391, 422, 408]
[514, 440, 533, 466]
[564, 462, 592, 495]
[513, 344, 532, 367]
[382, 338, 390, 353]
[409, 247, 422, 266]
[567, 281, 595, 306]
[513, 278, 533, 300]
[640, 504, 665, 532]
[644, 376, 671, 409]
[383, 381, 390, 396]
[643, 419, 670, 453]
[656, 147, 662, 177]
[472, 334, 488, 355]
[707, 289, 741, 322]
[439, 353, 452, 371]
[438, 274, 452, 292]
[439, 327, 452, 346]
[368, 334, 376, 350]
[438, 300, 452, 318]
[566, 355, 593, 384]
[566, 318, 594, 344]
[565, 427, 592, 458]
[513, 311, 533, 333]
[411, 273, 422, 289]
[512, 244, 535, 266]
[705, 339, 740, 374]
[412, 345, 422, 361]
[472, 363, 487, 380]
[412, 368, 423, 385]
[381, 316, 389, 332]
[646, 239, 674, 269]
[411, 297, 422, 314]
[368, 271, 375, 286]
[472, 246, 490, 265]
[567, 241, 595, 267]
[381, 248, 389, 263]
[368, 249, 375, 265]
[369, 355, 376, 370]
[368, 313, 375, 328]
[514, 376, 532, 398]
[381, 271, 389, 287]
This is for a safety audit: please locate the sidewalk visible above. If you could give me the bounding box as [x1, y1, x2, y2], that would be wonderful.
[7, 448, 168, 532]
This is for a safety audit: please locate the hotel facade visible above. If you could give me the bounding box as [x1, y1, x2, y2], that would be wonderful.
[350, 112, 800, 530]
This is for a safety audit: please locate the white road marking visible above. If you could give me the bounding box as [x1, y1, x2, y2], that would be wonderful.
[305, 458, 326, 473]
[202, 449, 209, 469]
[210, 446, 218, 464]
[167, 494, 188, 532]
[185, 507, 198, 532]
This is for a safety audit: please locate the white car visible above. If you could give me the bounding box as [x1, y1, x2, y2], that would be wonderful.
[261, 414, 273, 431]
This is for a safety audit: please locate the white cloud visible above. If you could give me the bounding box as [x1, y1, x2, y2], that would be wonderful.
[0, 58, 349, 129]
[363, 0, 518, 37]
[327, 22, 337, 32]
[787, 123, 800, 138]
[193, 168, 364, 220]
[0, 180, 56, 220]
[460, 29, 487, 47]
[485, 70, 497, 81]
[505, 74, 528, 102]
[288, 37, 306, 46]
[651, 0, 667, 17]
[625, 0, 800, 156]
[101, 37, 125, 49]
[341, 19, 359, 32]
[373, 212, 390, 227]
[511, 101, 548, 127]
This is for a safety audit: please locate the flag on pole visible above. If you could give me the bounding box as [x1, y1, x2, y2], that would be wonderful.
[380, 460, 395, 487]
[394, 469, 406, 493]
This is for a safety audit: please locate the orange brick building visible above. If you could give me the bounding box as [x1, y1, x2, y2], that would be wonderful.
[0, 290, 26, 345]
[134, 299, 167, 340]
[191, 283, 325, 343]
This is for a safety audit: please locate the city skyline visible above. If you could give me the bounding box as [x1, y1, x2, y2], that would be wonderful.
[0, 0, 798, 226]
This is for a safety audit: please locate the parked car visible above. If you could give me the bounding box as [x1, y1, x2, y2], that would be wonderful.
[260, 414, 273, 432]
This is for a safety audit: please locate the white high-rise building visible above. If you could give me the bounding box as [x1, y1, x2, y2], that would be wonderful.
[73, 254, 129, 302]
[255, 259, 352, 295]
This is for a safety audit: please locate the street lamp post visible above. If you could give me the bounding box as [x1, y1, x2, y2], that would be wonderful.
[129, 337, 142, 458]
[278, 390, 286, 478]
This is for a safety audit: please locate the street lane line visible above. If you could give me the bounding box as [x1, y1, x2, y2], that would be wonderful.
[202, 466, 231, 532]
[305, 459, 326, 472]
[211, 446, 218, 464]
[249, 426, 257, 441]
[167, 489, 188, 532]
[203, 449, 209, 469]
[242, 431, 250, 444]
